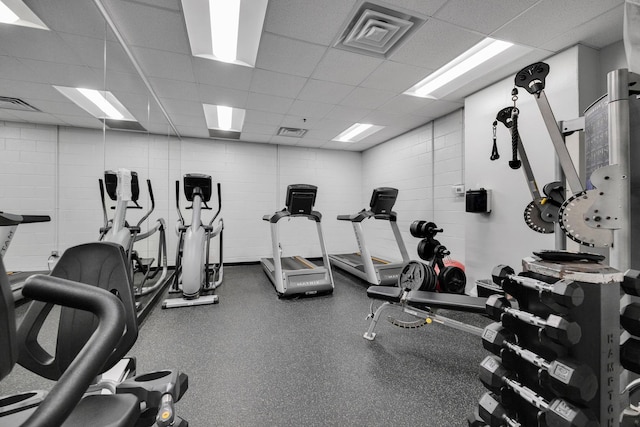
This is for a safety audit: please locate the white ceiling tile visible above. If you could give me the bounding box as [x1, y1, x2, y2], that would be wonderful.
[246, 93, 295, 114]
[325, 105, 373, 122]
[105, 0, 190, 53]
[175, 125, 210, 139]
[0, 110, 23, 121]
[321, 140, 352, 150]
[360, 61, 433, 93]
[287, 100, 334, 119]
[17, 59, 104, 88]
[26, 99, 91, 117]
[244, 110, 285, 126]
[192, 58, 254, 90]
[55, 115, 104, 129]
[311, 49, 384, 86]
[161, 99, 204, 117]
[413, 100, 463, 121]
[0, 79, 64, 102]
[279, 115, 318, 129]
[250, 69, 307, 98]
[149, 78, 199, 100]
[256, 33, 327, 77]
[58, 33, 136, 74]
[168, 113, 206, 127]
[378, 95, 436, 116]
[132, 47, 194, 82]
[382, 0, 449, 16]
[0, 56, 50, 84]
[339, 87, 396, 109]
[264, 0, 358, 45]
[25, 0, 111, 39]
[242, 122, 277, 135]
[198, 84, 249, 108]
[361, 110, 429, 128]
[540, 5, 624, 51]
[297, 79, 355, 104]
[493, 0, 624, 48]
[434, 0, 540, 34]
[0, 25, 82, 64]
[390, 19, 484, 70]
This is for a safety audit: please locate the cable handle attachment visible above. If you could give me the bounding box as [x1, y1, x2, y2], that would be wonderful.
[490, 120, 499, 160]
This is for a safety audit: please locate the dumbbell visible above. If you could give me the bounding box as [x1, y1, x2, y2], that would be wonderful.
[621, 303, 640, 336]
[486, 294, 581, 346]
[492, 265, 584, 308]
[621, 337, 640, 373]
[482, 323, 597, 403]
[478, 392, 520, 427]
[410, 220, 442, 238]
[621, 269, 640, 296]
[479, 356, 598, 427]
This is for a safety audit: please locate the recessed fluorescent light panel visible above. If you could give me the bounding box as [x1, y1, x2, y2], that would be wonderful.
[53, 86, 137, 121]
[332, 123, 384, 143]
[182, 0, 268, 67]
[405, 38, 514, 99]
[203, 103, 246, 134]
[0, 0, 48, 29]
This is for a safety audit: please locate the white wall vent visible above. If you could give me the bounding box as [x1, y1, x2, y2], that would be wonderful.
[277, 127, 307, 138]
[333, 1, 426, 58]
[0, 96, 40, 112]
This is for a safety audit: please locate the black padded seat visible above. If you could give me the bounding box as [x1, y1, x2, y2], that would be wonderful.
[366, 285, 403, 303]
[406, 290, 487, 313]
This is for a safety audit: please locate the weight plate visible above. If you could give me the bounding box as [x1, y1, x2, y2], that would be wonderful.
[532, 250, 605, 263]
[524, 200, 554, 234]
[398, 261, 427, 291]
[417, 239, 439, 261]
[410, 220, 426, 238]
[439, 266, 466, 294]
[558, 190, 614, 248]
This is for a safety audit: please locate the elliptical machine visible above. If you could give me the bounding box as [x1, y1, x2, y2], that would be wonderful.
[98, 168, 170, 318]
[163, 174, 223, 309]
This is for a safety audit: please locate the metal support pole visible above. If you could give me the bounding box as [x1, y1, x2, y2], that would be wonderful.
[607, 69, 631, 271]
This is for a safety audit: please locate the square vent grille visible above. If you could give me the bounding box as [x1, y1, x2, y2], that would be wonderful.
[334, 1, 426, 58]
[278, 127, 307, 138]
[0, 96, 40, 112]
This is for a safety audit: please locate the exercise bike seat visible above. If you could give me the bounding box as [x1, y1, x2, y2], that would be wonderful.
[405, 290, 487, 313]
[366, 286, 403, 303]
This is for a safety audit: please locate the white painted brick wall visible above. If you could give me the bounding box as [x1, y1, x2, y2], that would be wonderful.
[361, 111, 466, 275]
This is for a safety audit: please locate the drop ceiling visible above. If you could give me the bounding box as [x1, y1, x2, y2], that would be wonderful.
[0, 0, 625, 151]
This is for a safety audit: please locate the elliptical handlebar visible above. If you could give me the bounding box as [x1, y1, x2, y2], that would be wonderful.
[208, 183, 222, 227]
[175, 180, 184, 226]
[135, 179, 156, 228]
[98, 178, 109, 231]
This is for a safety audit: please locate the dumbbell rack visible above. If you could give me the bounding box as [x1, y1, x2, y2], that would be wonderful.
[476, 254, 623, 426]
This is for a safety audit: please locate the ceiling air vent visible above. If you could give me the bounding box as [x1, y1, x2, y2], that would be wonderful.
[100, 119, 147, 132]
[333, 1, 426, 58]
[0, 96, 40, 112]
[277, 127, 307, 138]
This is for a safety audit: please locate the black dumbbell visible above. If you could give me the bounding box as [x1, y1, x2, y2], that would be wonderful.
[492, 265, 584, 308]
[486, 295, 581, 346]
[482, 323, 597, 403]
[622, 269, 640, 296]
[467, 407, 489, 427]
[410, 220, 442, 238]
[621, 337, 640, 374]
[478, 392, 520, 427]
[479, 356, 598, 427]
[621, 303, 640, 336]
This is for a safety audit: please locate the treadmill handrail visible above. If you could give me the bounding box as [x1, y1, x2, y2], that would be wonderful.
[0, 212, 50, 227]
[336, 209, 397, 222]
[264, 209, 322, 223]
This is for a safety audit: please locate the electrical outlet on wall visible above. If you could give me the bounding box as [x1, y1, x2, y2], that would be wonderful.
[452, 184, 465, 196]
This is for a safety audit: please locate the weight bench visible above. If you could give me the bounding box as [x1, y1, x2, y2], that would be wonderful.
[363, 286, 487, 340]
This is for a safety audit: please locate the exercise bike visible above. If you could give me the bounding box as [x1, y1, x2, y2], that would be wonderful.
[163, 174, 223, 309]
[0, 211, 52, 303]
[98, 168, 171, 318]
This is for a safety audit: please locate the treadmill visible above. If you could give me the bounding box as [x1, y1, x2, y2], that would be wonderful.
[329, 187, 410, 285]
[260, 184, 334, 297]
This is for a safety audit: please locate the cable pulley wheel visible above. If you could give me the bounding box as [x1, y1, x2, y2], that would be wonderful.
[439, 266, 466, 294]
[398, 261, 437, 291]
[524, 200, 554, 234]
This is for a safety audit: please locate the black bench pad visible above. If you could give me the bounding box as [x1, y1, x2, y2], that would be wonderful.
[366, 286, 402, 303]
[406, 290, 487, 313]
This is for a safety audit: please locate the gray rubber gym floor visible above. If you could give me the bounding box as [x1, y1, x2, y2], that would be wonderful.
[2, 264, 492, 426]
